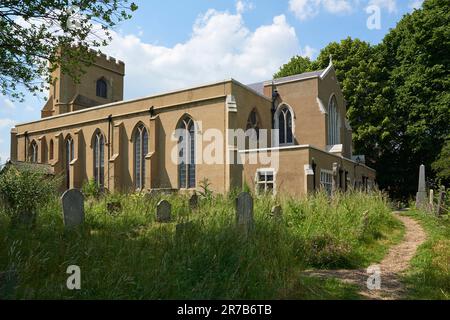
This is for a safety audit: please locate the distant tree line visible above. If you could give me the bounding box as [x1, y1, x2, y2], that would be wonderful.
[275, 0, 450, 199]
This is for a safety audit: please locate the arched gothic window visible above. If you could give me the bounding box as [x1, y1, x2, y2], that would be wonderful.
[96, 78, 107, 98]
[134, 124, 148, 190]
[93, 131, 105, 188]
[328, 95, 340, 145]
[177, 116, 196, 189]
[246, 109, 261, 140]
[275, 104, 294, 145]
[49, 139, 54, 160]
[65, 136, 75, 189]
[30, 141, 38, 163]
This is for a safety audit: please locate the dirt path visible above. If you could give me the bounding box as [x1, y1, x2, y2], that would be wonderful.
[303, 213, 427, 300]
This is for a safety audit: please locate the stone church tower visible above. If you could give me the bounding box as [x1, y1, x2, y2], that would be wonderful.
[41, 51, 125, 118]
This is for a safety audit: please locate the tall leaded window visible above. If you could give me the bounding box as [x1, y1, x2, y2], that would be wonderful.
[93, 131, 105, 188]
[96, 78, 107, 98]
[275, 105, 294, 145]
[328, 95, 340, 145]
[134, 124, 148, 190]
[246, 109, 261, 140]
[177, 116, 196, 189]
[30, 141, 38, 163]
[66, 136, 75, 189]
[49, 139, 54, 160]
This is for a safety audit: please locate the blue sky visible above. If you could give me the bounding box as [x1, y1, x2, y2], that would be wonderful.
[0, 0, 424, 163]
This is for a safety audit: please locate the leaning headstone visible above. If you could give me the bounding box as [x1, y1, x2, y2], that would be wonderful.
[236, 192, 254, 235]
[437, 186, 446, 216]
[429, 189, 435, 213]
[415, 165, 427, 210]
[156, 200, 172, 223]
[61, 189, 85, 229]
[271, 205, 282, 220]
[0, 270, 18, 299]
[189, 193, 199, 211]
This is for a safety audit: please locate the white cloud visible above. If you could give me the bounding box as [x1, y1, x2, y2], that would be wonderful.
[236, 1, 254, 14]
[0, 118, 16, 129]
[322, 0, 353, 14]
[302, 45, 318, 59]
[102, 8, 302, 98]
[2, 98, 16, 110]
[289, 0, 355, 20]
[368, 0, 397, 13]
[289, 0, 321, 21]
[408, 0, 423, 10]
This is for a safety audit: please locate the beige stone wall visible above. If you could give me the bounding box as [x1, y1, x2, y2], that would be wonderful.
[12, 64, 376, 196]
[273, 78, 326, 149]
[241, 145, 376, 197]
[15, 80, 232, 193]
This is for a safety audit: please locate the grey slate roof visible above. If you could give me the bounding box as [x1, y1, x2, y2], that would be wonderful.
[1, 160, 54, 175]
[246, 69, 325, 95]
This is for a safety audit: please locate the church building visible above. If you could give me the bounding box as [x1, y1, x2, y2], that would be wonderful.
[10, 51, 375, 196]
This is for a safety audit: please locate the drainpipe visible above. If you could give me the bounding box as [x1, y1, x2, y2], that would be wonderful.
[107, 114, 113, 191]
[312, 159, 317, 191]
[24, 131, 29, 161]
[271, 84, 279, 129]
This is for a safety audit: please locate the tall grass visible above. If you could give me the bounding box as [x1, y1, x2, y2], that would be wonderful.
[0, 190, 400, 299]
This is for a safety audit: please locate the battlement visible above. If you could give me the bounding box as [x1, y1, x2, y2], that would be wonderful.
[88, 49, 125, 74]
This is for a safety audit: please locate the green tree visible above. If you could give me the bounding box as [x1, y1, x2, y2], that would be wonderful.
[0, 0, 138, 101]
[432, 137, 450, 184]
[273, 0, 450, 198]
[274, 55, 313, 78]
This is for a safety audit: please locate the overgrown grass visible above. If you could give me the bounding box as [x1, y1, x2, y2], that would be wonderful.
[402, 210, 450, 300]
[0, 190, 400, 299]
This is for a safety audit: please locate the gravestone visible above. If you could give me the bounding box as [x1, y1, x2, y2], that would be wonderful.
[437, 187, 446, 216]
[156, 200, 172, 223]
[236, 192, 254, 234]
[189, 193, 199, 211]
[429, 189, 435, 213]
[61, 189, 85, 228]
[415, 165, 427, 210]
[0, 270, 18, 299]
[271, 205, 282, 220]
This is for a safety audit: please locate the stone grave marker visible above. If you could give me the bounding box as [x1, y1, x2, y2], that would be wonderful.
[416, 165, 427, 210]
[271, 205, 282, 220]
[437, 187, 446, 216]
[189, 193, 199, 211]
[156, 200, 172, 223]
[236, 192, 254, 235]
[61, 189, 85, 229]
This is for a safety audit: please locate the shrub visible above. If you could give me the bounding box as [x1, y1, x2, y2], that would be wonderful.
[0, 165, 59, 227]
[82, 179, 103, 199]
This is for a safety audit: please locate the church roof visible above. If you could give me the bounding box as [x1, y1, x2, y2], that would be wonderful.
[246, 69, 325, 95]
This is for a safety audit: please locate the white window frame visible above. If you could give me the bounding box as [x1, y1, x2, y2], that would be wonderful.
[274, 103, 295, 146]
[320, 169, 333, 196]
[327, 95, 341, 146]
[255, 168, 276, 195]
